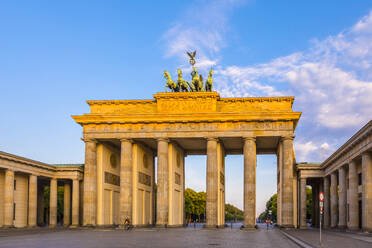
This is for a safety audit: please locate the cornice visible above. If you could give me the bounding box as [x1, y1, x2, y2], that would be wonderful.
[220, 96, 294, 105]
[87, 99, 154, 106]
[0, 151, 56, 171]
[321, 120, 372, 170]
[153, 91, 220, 100]
[72, 112, 302, 125]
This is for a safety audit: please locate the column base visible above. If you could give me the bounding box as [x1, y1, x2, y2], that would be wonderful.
[48, 224, 57, 228]
[2, 225, 14, 228]
[348, 226, 359, 231]
[338, 225, 347, 229]
[240, 225, 257, 230]
[204, 225, 225, 229]
[82, 224, 96, 228]
[279, 224, 295, 229]
[299, 225, 307, 229]
[69, 225, 79, 229]
[155, 224, 168, 228]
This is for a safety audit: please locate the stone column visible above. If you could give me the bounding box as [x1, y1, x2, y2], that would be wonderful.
[323, 176, 330, 228]
[71, 179, 80, 227]
[63, 182, 71, 226]
[362, 152, 372, 232]
[281, 136, 294, 228]
[300, 178, 307, 228]
[243, 137, 256, 229]
[156, 138, 169, 226]
[37, 184, 44, 226]
[330, 172, 338, 228]
[119, 138, 133, 226]
[338, 166, 346, 229]
[4, 169, 14, 227]
[28, 175, 37, 227]
[49, 178, 57, 227]
[348, 161, 358, 230]
[206, 137, 218, 228]
[83, 139, 97, 226]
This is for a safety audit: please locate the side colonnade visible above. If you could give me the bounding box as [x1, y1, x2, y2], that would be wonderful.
[297, 121, 372, 232]
[0, 151, 83, 228]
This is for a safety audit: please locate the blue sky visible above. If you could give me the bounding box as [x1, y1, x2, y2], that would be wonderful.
[1, 0, 372, 214]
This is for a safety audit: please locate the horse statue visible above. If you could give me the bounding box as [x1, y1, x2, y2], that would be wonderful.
[177, 69, 189, 92]
[198, 74, 204, 91]
[205, 68, 213, 91]
[164, 71, 177, 92]
[186, 81, 196, 92]
[191, 67, 204, 91]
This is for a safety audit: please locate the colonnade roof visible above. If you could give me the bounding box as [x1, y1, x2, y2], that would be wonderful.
[0, 151, 83, 179]
[320, 120, 372, 170]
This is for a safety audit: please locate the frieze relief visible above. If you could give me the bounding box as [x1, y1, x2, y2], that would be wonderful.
[90, 101, 156, 114]
[83, 121, 292, 133]
[217, 98, 293, 113]
[157, 98, 216, 113]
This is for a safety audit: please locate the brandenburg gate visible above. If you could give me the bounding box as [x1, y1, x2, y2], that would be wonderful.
[72, 91, 301, 228]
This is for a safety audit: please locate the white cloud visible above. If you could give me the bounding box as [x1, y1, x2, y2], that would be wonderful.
[162, 0, 243, 73]
[294, 141, 318, 162]
[217, 11, 372, 135]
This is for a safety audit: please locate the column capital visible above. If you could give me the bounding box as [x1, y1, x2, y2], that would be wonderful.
[120, 138, 133, 143]
[157, 137, 169, 142]
[81, 138, 97, 143]
[206, 137, 218, 142]
[243, 136, 256, 142]
[281, 135, 295, 141]
[361, 150, 371, 156]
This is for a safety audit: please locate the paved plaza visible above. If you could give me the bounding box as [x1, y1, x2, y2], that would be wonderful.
[283, 228, 372, 248]
[0, 224, 371, 247]
[0, 226, 297, 248]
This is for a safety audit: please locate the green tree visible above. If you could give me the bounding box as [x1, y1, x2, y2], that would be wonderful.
[184, 188, 206, 222]
[225, 203, 243, 221]
[258, 189, 313, 222]
[306, 187, 312, 219]
[258, 194, 277, 222]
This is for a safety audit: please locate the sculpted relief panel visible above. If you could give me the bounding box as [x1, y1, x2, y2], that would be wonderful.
[157, 98, 216, 113]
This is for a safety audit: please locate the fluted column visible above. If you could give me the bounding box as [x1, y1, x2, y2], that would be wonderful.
[348, 161, 358, 230]
[338, 166, 346, 229]
[362, 152, 372, 232]
[49, 178, 57, 227]
[323, 176, 330, 228]
[156, 138, 169, 226]
[71, 179, 80, 227]
[28, 175, 37, 227]
[281, 136, 294, 227]
[4, 169, 15, 227]
[63, 182, 71, 226]
[243, 137, 256, 228]
[300, 178, 307, 228]
[330, 172, 338, 228]
[119, 138, 133, 226]
[83, 139, 97, 226]
[206, 137, 218, 228]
